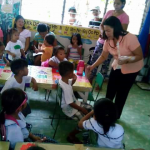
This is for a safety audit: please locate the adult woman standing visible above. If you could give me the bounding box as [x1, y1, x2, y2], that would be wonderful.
[89, 0, 129, 82]
[7, 15, 31, 53]
[88, 16, 143, 119]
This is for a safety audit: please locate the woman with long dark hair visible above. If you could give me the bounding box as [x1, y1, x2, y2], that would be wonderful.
[88, 16, 143, 119]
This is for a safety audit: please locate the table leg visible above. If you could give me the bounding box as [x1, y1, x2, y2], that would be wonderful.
[77, 91, 89, 103]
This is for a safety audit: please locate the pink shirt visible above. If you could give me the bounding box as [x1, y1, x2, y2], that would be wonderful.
[103, 33, 143, 74]
[99, 10, 129, 44]
[0, 29, 3, 37]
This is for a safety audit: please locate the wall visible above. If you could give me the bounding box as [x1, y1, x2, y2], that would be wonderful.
[24, 19, 100, 63]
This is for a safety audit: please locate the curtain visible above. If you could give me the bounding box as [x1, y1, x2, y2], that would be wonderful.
[0, 0, 21, 44]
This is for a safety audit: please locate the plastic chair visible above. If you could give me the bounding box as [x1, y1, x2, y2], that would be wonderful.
[88, 72, 104, 103]
[50, 84, 70, 139]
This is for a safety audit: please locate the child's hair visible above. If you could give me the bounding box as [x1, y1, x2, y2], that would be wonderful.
[37, 23, 50, 33]
[0, 41, 4, 47]
[27, 146, 46, 150]
[45, 34, 55, 45]
[8, 28, 19, 39]
[10, 59, 28, 75]
[70, 33, 82, 45]
[53, 46, 64, 56]
[0, 88, 25, 125]
[59, 61, 74, 77]
[94, 98, 118, 135]
[68, 7, 77, 13]
[14, 15, 25, 29]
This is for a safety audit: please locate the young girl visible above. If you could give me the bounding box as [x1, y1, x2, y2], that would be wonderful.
[0, 88, 56, 149]
[78, 98, 124, 149]
[67, 33, 82, 65]
[0, 41, 9, 66]
[35, 34, 55, 62]
[48, 46, 67, 68]
[5, 28, 25, 61]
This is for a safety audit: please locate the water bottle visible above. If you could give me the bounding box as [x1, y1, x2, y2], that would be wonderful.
[77, 60, 85, 76]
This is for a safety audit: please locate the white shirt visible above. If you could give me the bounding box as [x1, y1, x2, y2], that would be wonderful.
[83, 118, 124, 148]
[5, 112, 29, 149]
[5, 40, 23, 60]
[49, 56, 67, 64]
[19, 29, 31, 49]
[1, 76, 32, 93]
[59, 79, 80, 117]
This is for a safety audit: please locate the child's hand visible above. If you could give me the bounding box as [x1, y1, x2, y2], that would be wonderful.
[32, 82, 38, 91]
[11, 53, 16, 58]
[81, 107, 88, 115]
[73, 74, 77, 81]
[6, 62, 10, 66]
[35, 49, 39, 53]
[32, 135, 47, 142]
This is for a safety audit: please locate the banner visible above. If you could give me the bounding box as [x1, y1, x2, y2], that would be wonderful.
[23, 19, 100, 40]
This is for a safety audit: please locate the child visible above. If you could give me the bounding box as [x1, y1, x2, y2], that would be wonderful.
[59, 61, 92, 143]
[35, 34, 55, 62]
[33, 23, 56, 66]
[0, 88, 47, 149]
[5, 28, 25, 61]
[78, 98, 124, 149]
[1, 59, 38, 117]
[48, 46, 67, 68]
[27, 146, 46, 150]
[0, 41, 9, 66]
[1, 59, 38, 93]
[67, 33, 82, 65]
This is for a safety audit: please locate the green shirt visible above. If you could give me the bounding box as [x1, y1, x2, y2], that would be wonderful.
[33, 32, 56, 43]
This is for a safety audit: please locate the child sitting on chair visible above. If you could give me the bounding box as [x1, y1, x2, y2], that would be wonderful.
[1, 59, 38, 117]
[35, 34, 55, 63]
[48, 46, 67, 68]
[67, 33, 83, 66]
[5, 28, 25, 61]
[78, 98, 124, 149]
[59, 61, 92, 143]
[0, 88, 57, 149]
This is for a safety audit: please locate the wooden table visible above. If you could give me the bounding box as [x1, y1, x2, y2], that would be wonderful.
[15, 143, 123, 150]
[0, 141, 10, 150]
[0, 65, 92, 102]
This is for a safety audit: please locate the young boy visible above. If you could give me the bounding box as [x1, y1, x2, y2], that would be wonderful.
[59, 61, 92, 143]
[1, 59, 38, 116]
[1, 59, 38, 93]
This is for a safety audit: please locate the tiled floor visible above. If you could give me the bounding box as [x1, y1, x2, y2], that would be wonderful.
[25, 82, 150, 150]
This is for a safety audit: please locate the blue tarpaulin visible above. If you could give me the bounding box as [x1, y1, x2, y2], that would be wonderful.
[138, 6, 150, 55]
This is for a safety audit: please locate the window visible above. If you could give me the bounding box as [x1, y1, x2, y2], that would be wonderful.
[63, 0, 106, 27]
[21, 0, 64, 24]
[21, 0, 146, 34]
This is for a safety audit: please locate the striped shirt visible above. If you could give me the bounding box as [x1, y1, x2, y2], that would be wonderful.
[34, 32, 55, 43]
[68, 44, 82, 60]
[83, 118, 124, 148]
